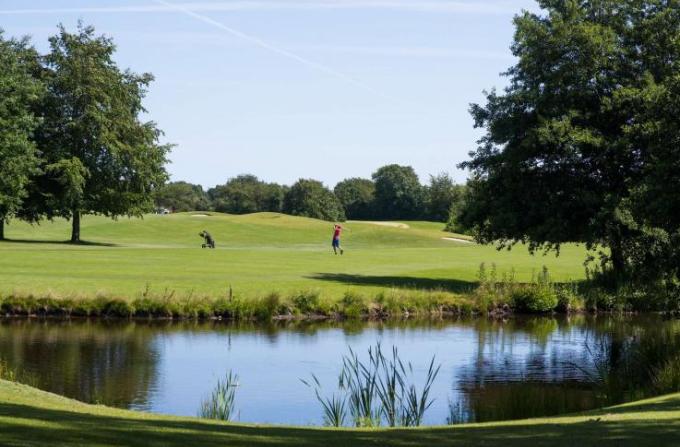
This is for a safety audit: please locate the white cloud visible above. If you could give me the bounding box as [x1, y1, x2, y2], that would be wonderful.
[0, 1, 528, 16]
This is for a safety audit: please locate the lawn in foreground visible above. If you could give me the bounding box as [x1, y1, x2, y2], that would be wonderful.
[0, 212, 588, 300]
[0, 380, 679, 447]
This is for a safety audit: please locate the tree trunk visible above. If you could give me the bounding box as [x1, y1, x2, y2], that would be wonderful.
[609, 239, 626, 280]
[0, 219, 4, 241]
[71, 209, 81, 243]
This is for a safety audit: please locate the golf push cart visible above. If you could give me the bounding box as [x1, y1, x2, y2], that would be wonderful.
[199, 230, 215, 249]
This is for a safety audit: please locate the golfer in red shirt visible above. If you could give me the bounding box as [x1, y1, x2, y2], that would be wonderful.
[332, 224, 345, 255]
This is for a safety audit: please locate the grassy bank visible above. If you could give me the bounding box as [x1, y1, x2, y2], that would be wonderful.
[0, 212, 588, 319]
[1, 379, 679, 446]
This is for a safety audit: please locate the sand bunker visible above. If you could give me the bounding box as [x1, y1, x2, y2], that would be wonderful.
[191, 214, 210, 217]
[442, 237, 474, 244]
[363, 221, 410, 229]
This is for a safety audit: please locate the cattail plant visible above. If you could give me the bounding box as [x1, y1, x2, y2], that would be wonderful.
[198, 370, 239, 421]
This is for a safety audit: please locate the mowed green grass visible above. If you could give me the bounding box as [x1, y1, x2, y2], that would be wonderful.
[0, 212, 588, 300]
[1, 380, 679, 447]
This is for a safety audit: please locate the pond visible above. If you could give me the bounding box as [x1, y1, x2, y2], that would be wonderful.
[1, 315, 679, 426]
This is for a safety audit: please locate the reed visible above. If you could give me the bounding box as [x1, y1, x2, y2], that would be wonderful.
[306, 344, 441, 427]
[301, 374, 348, 427]
[198, 371, 239, 421]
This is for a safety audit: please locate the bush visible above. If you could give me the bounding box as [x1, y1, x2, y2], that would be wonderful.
[255, 293, 282, 320]
[555, 287, 585, 313]
[67, 299, 90, 316]
[181, 297, 214, 319]
[0, 294, 37, 315]
[291, 290, 320, 314]
[511, 286, 558, 313]
[133, 296, 173, 318]
[99, 298, 134, 318]
[341, 291, 366, 318]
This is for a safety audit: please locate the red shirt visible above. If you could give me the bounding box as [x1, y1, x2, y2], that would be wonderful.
[333, 226, 342, 239]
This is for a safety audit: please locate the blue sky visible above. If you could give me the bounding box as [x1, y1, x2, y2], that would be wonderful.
[1, 0, 538, 189]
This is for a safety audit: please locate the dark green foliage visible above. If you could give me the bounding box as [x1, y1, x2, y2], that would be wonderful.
[208, 175, 284, 214]
[291, 290, 321, 314]
[255, 293, 282, 320]
[510, 287, 558, 314]
[425, 173, 465, 223]
[0, 33, 42, 239]
[283, 179, 345, 222]
[372, 165, 425, 220]
[0, 295, 37, 315]
[586, 324, 680, 405]
[458, 1, 680, 287]
[99, 298, 134, 318]
[34, 23, 170, 242]
[445, 182, 472, 234]
[340, 291, 366, 318]
[334, 178, 375, 220]
[155, 182, 210, 212]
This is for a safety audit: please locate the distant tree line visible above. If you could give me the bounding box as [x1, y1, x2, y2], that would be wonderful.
[0, 23, 169, 242]
[155, 166, 468, 225]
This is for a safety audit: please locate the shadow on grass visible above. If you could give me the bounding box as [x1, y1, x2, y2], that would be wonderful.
[1, 401, 679, 447]
[307, 273, 476, 293]
[0, 239, 117, 247]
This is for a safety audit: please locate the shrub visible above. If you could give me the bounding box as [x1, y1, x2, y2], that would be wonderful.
[133, 297, 171, 318]
[555, 287, 585, 313]
[182, 297, 214, 319]
[70, 298, 96, 317]
[34, 297, 60, 316]
[100, 298, 134, 318]
[341, 291, 366, 318]
[255, 292, 282, 321]
[291, 290, 320, 314]
[511, 286, 558, 313]
[0, 294, 37, 315]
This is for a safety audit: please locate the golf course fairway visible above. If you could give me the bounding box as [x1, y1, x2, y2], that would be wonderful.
[0, 212, 588, 302]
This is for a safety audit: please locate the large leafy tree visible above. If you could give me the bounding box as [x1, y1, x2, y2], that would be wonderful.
[282, 179, 345, 222]
[208, 174, 284, 214]
[155, 181, 210, 212]
[372, 164, 424, 220]
[36, 23, 170, 242]
[459, 0, 680, 279]
[334, 178, 375, 220]
[425, 173, 465, 222]
[0, 32, 42, 240]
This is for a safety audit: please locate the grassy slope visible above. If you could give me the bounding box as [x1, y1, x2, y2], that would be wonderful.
[1, 380, 679, 447]
[0, 213, 587, 300]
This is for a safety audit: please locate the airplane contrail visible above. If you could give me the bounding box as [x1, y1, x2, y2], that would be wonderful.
[152, 0, 399, 102]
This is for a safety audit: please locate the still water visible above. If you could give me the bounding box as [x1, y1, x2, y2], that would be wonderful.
[1, 316, 677, 425]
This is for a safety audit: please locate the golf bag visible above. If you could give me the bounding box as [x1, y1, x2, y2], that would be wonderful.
[199, 230, 215, 249]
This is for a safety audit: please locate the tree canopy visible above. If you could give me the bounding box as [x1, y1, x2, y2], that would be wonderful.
[283, 179, 346, 222]
[35, 23, 170, 242]
[459, 0, 680, 282]
[208, 175, 284, 214]
[372, 165, 425, 220]
[155, 181, 210, 212]
[334, 178, 375, 220]
[0, 33, 42, 240]
[425, 173, 466, 222]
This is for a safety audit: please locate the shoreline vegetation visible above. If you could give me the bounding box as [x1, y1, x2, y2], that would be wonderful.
[1, 268, 676, 321]
[1, 379, 679, 447]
